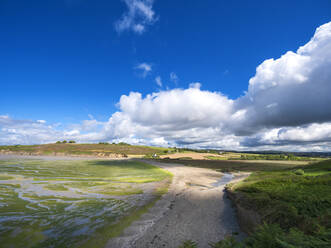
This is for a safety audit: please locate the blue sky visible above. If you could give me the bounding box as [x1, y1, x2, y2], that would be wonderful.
[1, 0, 331, 151]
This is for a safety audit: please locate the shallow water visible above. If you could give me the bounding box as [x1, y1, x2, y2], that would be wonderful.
[212, 173, 234, 187]
[0, 158, 161, 247]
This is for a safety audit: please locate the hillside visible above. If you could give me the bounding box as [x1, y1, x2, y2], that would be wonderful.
[0, 143, 173, 157]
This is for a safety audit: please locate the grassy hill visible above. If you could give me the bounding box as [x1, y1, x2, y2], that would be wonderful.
[0, 143, 174, 157]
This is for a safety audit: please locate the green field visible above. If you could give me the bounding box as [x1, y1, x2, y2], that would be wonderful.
[0, 158, 172, 248]
[158, 158, 310, 172]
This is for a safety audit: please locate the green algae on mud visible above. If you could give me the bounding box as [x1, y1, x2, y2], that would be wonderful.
[0, 158, 171, 248]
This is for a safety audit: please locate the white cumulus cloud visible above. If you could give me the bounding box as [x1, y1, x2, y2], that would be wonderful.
[233, 21, 331, 135]
[2, 22, 331, 151]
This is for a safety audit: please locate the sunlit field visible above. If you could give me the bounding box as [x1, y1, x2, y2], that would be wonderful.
[0, 159, 171, 248]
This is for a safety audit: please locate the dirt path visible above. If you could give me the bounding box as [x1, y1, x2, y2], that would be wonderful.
[106, 160, 248, 248]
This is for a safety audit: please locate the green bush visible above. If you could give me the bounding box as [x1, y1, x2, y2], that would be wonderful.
[245, 223, 285, 248]
[210, 236, 243, 248]
[294, 169, 305, 175]
[56, 140, 67, 144]
[178, 240, 198, 248]
[118, 142, 130, 146]
[246, 223, 331, 248]
[212, 224, 331, 248]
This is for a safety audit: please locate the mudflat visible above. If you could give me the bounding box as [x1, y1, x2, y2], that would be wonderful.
[107, 160, 248, 248]
[0, 156, 171, 247]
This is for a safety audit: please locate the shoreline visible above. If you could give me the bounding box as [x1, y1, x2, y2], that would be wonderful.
[1, 153, 251, 247]
[107, 160, 250, 248]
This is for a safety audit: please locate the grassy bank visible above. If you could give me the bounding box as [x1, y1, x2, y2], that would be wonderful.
[215, 159, 331, 247]
[0, 159, 172, 248]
